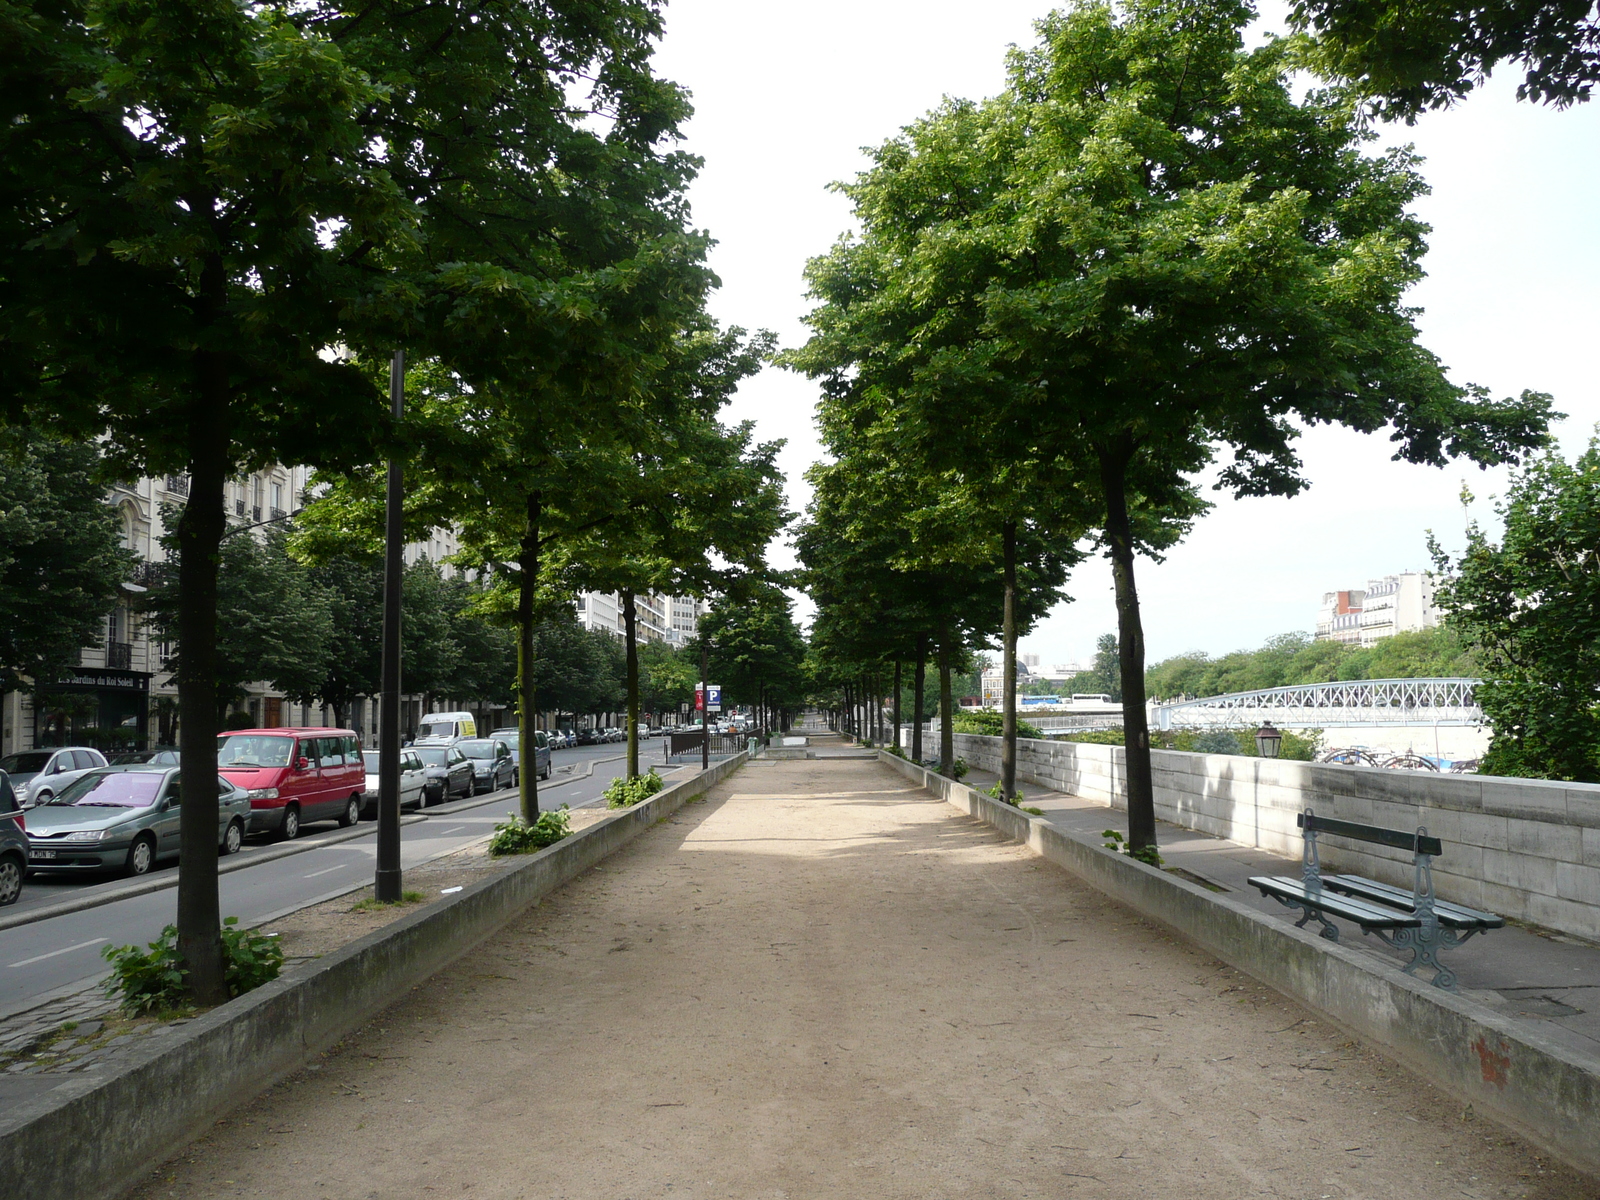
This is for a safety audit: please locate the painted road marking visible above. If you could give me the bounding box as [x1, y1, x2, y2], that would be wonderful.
[9, 938, 108, 968]
[302, 864, 348, 879]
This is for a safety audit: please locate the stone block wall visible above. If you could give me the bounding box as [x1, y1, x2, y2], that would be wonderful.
[952, 733, 1600, 941]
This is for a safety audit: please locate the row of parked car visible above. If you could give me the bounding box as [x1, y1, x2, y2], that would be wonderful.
[0, 715, 670, 905]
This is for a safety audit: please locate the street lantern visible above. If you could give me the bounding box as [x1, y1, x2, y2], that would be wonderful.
[1255, 721, 1283, 759]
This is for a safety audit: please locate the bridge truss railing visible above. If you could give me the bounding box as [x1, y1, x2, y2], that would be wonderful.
[1152, 677, 1483, 731]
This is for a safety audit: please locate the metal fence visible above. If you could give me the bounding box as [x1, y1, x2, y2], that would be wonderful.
[667, 729, 744, 763]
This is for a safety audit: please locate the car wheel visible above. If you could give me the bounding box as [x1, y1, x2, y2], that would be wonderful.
[512, 768, 519, 789]
[125, 835, 156, 877]
[33, 790, 52, 806]
[541, 761, 551, 781]
[220, 818, 245, 857]
[339, 796, 359, 828]
[0, 855, 21, 906]
[281, 806, 300, 841]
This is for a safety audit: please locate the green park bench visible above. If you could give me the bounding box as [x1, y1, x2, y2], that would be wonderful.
[1249, 809, 1504, 992]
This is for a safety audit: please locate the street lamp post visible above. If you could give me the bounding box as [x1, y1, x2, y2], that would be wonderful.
[1255, 721, 1283, 759]
[375, 349, 404, 903]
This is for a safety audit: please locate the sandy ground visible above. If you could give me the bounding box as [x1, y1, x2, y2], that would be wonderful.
[131, 756, 1591, 1200]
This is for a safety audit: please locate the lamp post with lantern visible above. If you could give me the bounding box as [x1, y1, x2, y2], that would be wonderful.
[1255, 721, 1283, 759]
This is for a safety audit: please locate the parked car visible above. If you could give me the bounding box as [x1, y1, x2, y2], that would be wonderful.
[488, 728, 552, 783]
[217, 727, 366, 840]
[457, 738, 515, 793]
[576, 728, 602, 746]
[358, 748, 427, 819]
[23, 765, 252, 876]
[0, 747, 110, 809]
[413, 743, 474, 804]
[0, 772, 26, 906]
[416, 711, 478, 742]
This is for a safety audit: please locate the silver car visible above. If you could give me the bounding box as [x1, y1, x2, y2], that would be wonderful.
[24, 765, 253, 876]
[0, 746, 110, 809]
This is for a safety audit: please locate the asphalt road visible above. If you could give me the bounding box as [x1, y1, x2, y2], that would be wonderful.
[0, 741, 678, 1020]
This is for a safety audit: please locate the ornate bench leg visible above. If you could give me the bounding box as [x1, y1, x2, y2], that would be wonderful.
[1373, 925, 1468, 992]
[1293, 904, 1340, 942]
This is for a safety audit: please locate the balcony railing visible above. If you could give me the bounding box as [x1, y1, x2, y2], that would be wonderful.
[252, 505, 262, 522]
[269, 506, 287, 522]
[107, 641, 133, 670]
[164, 474, 190, 497]
[235, 498, 246, 517]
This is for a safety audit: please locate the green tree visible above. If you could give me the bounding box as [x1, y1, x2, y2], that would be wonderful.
[147, 525, 334, 717]
[0, 431, 132, 698]
[795, 0, 1551, 857]
[1430, 444, 1600, 780]
[1292, 0, 1600, 117]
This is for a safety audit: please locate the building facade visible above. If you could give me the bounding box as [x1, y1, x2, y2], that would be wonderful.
[1314, 573, 1438, 647]
[576, 590, 703, 647]
[1, 467, 468, 757]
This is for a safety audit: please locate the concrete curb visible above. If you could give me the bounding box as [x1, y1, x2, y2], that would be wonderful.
[0, 753, 748, 1200]
[876, 749, 1600, 1178]
[0, 814, 432, 935]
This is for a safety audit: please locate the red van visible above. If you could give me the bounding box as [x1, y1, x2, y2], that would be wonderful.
[217, 728, 365, 840]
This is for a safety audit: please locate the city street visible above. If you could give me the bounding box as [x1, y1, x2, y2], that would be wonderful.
[0, 742, 679, 1020]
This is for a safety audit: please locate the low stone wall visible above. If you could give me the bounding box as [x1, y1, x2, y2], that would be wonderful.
[952, 733, 1600, 941]
[0, 754, 748, 1200]
[879, 749, 1600, 1178]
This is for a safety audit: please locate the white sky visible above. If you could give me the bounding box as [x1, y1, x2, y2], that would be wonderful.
[652, 0, 1600, 668]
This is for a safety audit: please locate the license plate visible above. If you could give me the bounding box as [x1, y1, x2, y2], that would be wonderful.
[29, 849, 56, 860]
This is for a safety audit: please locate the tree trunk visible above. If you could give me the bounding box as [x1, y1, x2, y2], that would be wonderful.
[1001, 519, 1018, 802]
[622, 589, 639, 779]
[516, 491, 542, 822]
[175, 322, 229, 1006]
[912, 638, 926, 763]
[892, 660, 902, 752]
[1099, 442, 1155, 855]
[938, 639, 954, 776]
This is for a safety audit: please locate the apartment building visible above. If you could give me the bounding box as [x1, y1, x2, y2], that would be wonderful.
[575, 590, 695, 646]
[1314, 573, 1438, 647]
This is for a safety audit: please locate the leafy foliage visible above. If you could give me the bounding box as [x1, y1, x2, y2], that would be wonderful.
[488, 807, 572, 856]
[1293, 0, 1600, 117]
[604, 768, 665, 809]
[1431, 444, 1600, 780]
[954, 711, 1045, 741]
[0, 430, 132, 694]
[1145, 626, 1477, 699]
[102, 917, 281, 1015]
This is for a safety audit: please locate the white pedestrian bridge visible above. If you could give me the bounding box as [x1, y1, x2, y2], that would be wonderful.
[1150, 677, 1483, 731]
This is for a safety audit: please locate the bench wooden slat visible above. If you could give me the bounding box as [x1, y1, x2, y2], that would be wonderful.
[1248, 875, 1420, 929]
[1322, 874, 1506, 929]
[1298, 812, 1443, 857]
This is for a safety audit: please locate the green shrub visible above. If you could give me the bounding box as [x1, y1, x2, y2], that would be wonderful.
[604, 768, 665, 809]
[1101, 829, 1163, 867]
[952, 711, 1045, 740]
[950, 757, 969, 781]
[489, 806, 572, 855]
[220, 916, 285, 997]
[983, 781, 1024, 806]
[102, 916, 283, 1015]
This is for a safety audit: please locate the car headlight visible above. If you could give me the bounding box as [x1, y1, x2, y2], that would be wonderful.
[62, 829, 108, 843]
[246, 787, 280, 800]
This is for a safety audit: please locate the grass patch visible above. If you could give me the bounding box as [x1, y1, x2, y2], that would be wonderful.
[350, 890, 425, 912]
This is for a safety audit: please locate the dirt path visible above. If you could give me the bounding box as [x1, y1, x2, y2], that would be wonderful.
[134, 757, 1587, 1199]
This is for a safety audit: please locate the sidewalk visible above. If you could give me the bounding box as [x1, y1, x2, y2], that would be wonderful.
[132, 756, 1587, 1199]
[960, 760, 1600, 1063]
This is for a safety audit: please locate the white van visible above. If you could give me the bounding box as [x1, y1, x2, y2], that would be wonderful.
[416, 712, 477, 742]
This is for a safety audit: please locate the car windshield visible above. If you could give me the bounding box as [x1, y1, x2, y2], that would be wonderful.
[495, 733, 519, 749]
[217, 735, 294, 769]
[414, 748, 448, 766]
[418, 721, 458, 739]
[361, 752, 381, 772]
[458, 741, 495, 759]
[0, 751, 52, 774]
[52, 771, 164, 808]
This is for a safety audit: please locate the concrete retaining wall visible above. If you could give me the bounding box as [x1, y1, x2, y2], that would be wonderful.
[879, 749, 1600, 1177]
[0, 754, 748, 1200]
[952, 733, 1600, 941]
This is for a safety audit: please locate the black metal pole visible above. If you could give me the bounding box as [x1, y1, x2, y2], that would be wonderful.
[375, 349, 404, 903]
[701, 639, 709, 772]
